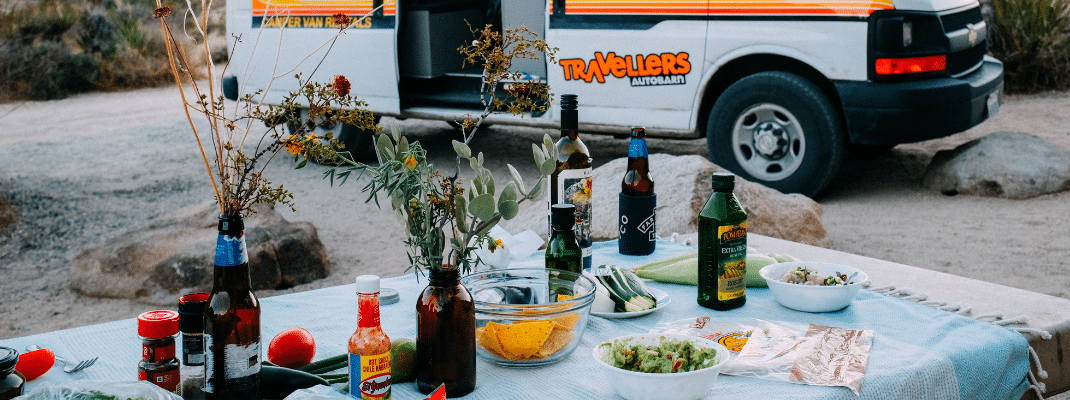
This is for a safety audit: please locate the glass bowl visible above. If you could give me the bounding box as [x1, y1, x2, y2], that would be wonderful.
[460, 268, 596, 367]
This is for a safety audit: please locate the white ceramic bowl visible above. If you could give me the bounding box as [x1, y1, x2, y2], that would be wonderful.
[759, 261, 867, 312]
[592, 333, 730, 400]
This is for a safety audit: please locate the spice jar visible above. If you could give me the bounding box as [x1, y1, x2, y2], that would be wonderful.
[138, 310, 181, 393]
[0, 347, 25, 400]
[178, 293, 209, 400]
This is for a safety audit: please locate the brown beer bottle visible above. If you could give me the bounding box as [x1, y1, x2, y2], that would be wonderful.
[621, 127, 654, 196]
[204, 215, 261, 400]
[549, 94, 593, 269]
[697, 172, 747, 310]
[619, 127, 657, 255]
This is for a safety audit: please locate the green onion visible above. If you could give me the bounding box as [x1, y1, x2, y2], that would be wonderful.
[298, 353, 349, 373]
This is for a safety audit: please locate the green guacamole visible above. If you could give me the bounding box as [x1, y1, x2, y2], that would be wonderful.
[602, 336, 720, 373]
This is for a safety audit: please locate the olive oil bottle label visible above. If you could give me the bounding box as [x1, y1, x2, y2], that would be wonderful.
[551, 168, 593, 267]
[717, 222, 747, 301]
[350, 352, 391, 399]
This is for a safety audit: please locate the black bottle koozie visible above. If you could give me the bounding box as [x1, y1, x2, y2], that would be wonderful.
[618, 193, 656, 255]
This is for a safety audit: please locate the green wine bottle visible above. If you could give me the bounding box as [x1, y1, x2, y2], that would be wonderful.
[546, 204, 583, 275]
[697, 172, 747, 310]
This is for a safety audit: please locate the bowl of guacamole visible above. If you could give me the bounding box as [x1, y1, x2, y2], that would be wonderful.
[592, 334, 730, 400]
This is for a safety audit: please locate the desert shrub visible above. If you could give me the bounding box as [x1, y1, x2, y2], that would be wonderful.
[1, 41, 99, 100]
[989, 0, 1070, 93]
[0, 0, 223, 102]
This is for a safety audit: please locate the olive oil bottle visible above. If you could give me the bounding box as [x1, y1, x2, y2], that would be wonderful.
[697, 172, 747, 310]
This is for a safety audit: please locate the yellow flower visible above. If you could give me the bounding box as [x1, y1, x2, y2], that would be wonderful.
[306, 133, 317, 143]
[286, 139, 305, 155]
[488, 238, 504, 253]
[404, 155, 418, 170]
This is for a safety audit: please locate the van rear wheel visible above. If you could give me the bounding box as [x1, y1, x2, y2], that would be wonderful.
[288, 108, 380, 163]
[706, 71, 844, 197]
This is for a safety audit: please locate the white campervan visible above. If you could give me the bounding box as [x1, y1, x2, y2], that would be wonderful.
[225, 0, 1002, 196]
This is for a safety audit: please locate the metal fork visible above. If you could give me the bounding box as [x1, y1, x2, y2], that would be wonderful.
[27, 345, 97, 373]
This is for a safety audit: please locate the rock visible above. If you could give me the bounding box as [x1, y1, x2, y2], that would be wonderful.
[71, 202, 330, 304]
[923, 132, 1070, 199]
[502, 154, 828, 247]
[0, 197, 15, 231]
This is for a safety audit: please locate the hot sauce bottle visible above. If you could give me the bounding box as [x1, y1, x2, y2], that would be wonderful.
[349, 275, 391, 399]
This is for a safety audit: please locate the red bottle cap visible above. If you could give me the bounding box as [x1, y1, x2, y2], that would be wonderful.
[138, 310, 179, 339]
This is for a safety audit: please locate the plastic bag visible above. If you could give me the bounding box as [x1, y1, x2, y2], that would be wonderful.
[282, 384, 352, 400]
[651, 317, 872, 395]
[15, 380, 183, 400]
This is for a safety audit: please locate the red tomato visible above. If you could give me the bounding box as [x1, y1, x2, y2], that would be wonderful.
[267, 327, 316, 369]
[15, 348, 55, 381]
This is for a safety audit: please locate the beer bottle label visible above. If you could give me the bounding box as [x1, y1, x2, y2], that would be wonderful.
[349, 352, 392, 399]
[215, 234, 248, 267]
[203, 334, 260, 393]
[551, 168, 593, 266]
[717, 222, 747, 301]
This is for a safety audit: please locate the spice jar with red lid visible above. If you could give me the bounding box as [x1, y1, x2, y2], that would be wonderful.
[138, 310, 181, 393]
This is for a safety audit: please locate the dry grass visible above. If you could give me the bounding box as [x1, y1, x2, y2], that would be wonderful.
[990, 0, 1070, 93]
[0, 0, 225, 102]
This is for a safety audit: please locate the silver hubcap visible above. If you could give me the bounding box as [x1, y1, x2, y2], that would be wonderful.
[730, 103, 805, 181]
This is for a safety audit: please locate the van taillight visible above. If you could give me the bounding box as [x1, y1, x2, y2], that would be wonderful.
[874, 55, 947, 75]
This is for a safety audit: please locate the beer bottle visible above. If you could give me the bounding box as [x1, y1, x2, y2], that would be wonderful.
[697, 172, 747, 310]
[549, 94, 593, 269]
[349, 275, 392, 400]
[619, 126, 656, 255]
[546, 204, 583, 275]
[204, 215, 261, 400]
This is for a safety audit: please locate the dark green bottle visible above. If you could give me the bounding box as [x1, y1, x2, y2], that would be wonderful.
[697, 172, 747, 310]
[546, 204, 583, 275]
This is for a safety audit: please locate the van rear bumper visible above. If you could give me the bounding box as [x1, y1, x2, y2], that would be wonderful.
[834, 56, 1004, 145]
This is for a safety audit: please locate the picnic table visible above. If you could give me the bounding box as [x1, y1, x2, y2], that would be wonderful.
[1, 235, 1062, 399]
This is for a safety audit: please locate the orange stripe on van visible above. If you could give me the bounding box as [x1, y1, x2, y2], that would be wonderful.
[557, 0, 893, 16]
[253, 0, 395, 17]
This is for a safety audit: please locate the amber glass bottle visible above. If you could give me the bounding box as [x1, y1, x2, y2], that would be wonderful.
[697, 172, 747, 310]
[416, 267, 475, 397]
[549, 94, 593, 269]
[619, 126, 656, 255]
[349, 275, 392, 399]
[204, 215, 261, 400]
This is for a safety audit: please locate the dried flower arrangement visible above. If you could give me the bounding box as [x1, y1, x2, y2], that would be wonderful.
[152, 2, 379, 217]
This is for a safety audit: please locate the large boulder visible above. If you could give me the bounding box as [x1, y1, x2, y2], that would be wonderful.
[71, 202, 330, 304]
[0, 197, 14, 231]
[923, 132, 1070, 199]
[502, 154, 828, 247]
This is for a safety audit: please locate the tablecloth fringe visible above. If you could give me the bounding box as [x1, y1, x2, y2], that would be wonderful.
[862, 281, 1051, 398]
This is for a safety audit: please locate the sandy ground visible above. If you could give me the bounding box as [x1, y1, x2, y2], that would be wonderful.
[1, 86, 1069, 348]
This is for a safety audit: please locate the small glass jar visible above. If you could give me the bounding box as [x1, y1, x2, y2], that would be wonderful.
[0, 347, 26, 400]
[178, 293, 209, 400]
[138, 310, 181, 393]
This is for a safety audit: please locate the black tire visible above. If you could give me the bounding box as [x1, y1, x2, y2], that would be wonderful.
[706, 71, 845, 197]
[846, 143, 896, 159]
[288, 109, 380, 163]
